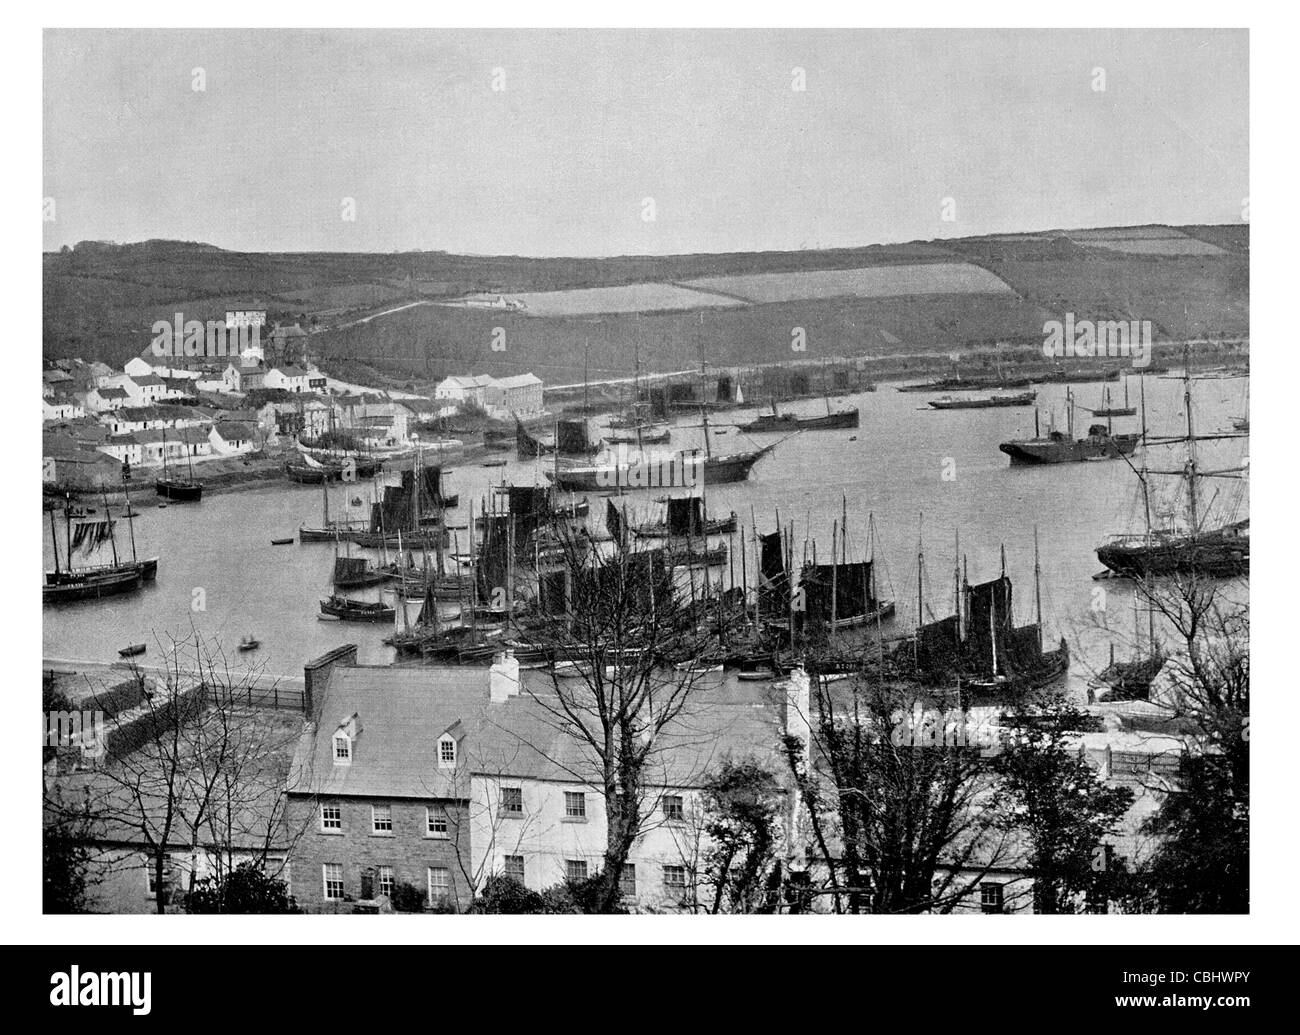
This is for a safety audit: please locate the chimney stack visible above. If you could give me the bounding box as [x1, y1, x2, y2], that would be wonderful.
[490, 650, 520, 704]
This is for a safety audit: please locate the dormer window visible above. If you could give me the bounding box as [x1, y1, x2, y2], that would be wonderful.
[438, 735, 456, 768]
[333, 734, 351, 765]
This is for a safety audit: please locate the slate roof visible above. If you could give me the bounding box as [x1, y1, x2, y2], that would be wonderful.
[287, 665, 490, 801]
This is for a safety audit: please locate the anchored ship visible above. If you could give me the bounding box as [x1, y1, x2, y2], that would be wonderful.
[1094, 351, 1249, 579]
[929, 391, 1036, 410]
[999, 390, 1140, 465]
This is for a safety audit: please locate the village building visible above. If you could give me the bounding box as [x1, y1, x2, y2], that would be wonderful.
[121, 373, 167, 406]
[222, 361, 267, 393]
[264, 365, 311, 394]
[207, 420, 260, 456]
[42, 671, 299, 914]
[434, 374, 496, 408]
[43, 432, 124, 489]
[42, 394, 85, 422]
[99, 426, 212, 468]
[484, 373, 544, 419]
[98, 404, 205, 436]
[83, 385, 129, 413]
[285, 649, 478, 914]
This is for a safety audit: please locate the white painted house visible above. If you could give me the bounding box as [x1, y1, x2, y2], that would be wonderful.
[465, 653, 786, 912]
[484, 373, 544, 419]
[434, 374, 496, 408]
[264, 365, 311, 393]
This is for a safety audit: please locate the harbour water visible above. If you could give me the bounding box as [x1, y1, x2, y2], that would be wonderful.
[43, 369, 1249, 694]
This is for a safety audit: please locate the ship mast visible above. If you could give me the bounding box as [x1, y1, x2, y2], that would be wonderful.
[913, 513, 924, 668]
[100, 483, 119, 566]
[1034, 526, 1042, 653]
[1140, 371, 1154, 650]
[122, 464, 138, 563]
[953, 529, 961, 640]
[1182, 344, 1200, 534]
[49, 504, 61, 574]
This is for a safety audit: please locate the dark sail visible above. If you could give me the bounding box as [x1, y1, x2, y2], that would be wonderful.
[964, 576, 1013, 674]
[415, 582, 437, 627]
[70, 520, 115, 555]
[538, 569, 569, 616]
[516, 418, 549, 458]
[758, 531, 789, 617]
[420, 465, 449, 509]
[505, 485, 549, 520]
[333, 557, 370, 582]
[606, 499, 626, 549]
[648, 387, 669, 420]
[475, 513, 511, 603]
[666, 497, 704, 537]
[916, 615, 963, 675]
[556, 419, 592, 456]
[1009, 623, 1044, 671]
[800, 560, 874, 626]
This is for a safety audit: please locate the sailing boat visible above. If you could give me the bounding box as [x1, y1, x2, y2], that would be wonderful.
[299, 452, 448, 548]
[1091, 377, 1137, 418]
[906, 530, 1067, 696]
[961, 539, 1069, 694]
[632, 496, 737, 539]
[155, 425, 203, 501]
[1095, 348, 1249, 578]
[607, 343, 671, 443]
[796, 498, 895, 635]
[330, 533, 387, 589]
[43, 490, 145, 603]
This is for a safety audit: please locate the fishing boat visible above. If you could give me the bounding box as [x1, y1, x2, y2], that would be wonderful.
[319, 595, 396, 623]
[903, 532, 1068, 699]
[284, 448, 383, 484]
[999, 391, 1140, 465]
[1094, 351, 1249, 579]
[1093, 645, 1166, 701]
[117, 643, 146, 658]
[632, 497, 738, 539]
[271, 537, 294, 546]
[669, 543, 728, 568]
[43, 483, 155, 604]
[515, 418, 552, 459]
[299, 453, 450, 548]
[1089, 379, 1137, 418]
[796, 503, 896, 638]
[44, 566, 143, 604]
[929, 391, 1037, 410]
[237, 635, 261, 652]
[155, 426, 203, 501]
[332, 554, 388, 589]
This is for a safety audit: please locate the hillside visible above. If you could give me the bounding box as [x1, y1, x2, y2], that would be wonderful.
[43, 225, 1249, 383]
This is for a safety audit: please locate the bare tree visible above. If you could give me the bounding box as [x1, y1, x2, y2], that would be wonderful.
[52, 631, 306, 913]
[507, 525, 717, 912]
[784, 670, 1016, 914]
